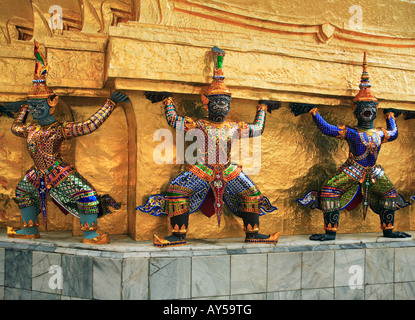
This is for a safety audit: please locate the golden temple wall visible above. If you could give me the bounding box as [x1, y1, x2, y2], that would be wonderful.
[0, 0, 415, 240]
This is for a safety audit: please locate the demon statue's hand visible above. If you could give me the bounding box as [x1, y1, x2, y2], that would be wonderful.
[383, 108, 402, 118]
[0, 105, 10, 118]
[144, 91, 172, 104]
[110, 92, 130, 104]
[403, 111, 415, 120]
[0, 101, 27, 118]
[290, 103, 315, 116]
[259, 100, 281, 114]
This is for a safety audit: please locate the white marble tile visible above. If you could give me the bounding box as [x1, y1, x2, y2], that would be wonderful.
[192, 255, 230, 298]
[0, 248, 4, 287]
[365, 283, 394, 300]
[334, 286, 364, 300]
[61, 254, 93, 299]
[4, 287, 33, 300]
[267, 252, 302, 291]
[267, 290, 301, 300]
[149, 257, 191, 299]
[394, 282, 415, 300]
[395, 247, 415, 282]
[230, 293, 267, 300]
[302, 288, 334, 300]
[365, 248, 394, 284]
[192, 295, 230, 300]
[334, 249, 365, 287]
[31, 290, 61, 300]
[60, 295, 87, 300]
[32, 252, 62, 294]
[302, 251, 334, 289]
[122, 258, 149, 300]
[5, 249, 32, 290]
[5, 286, 60, 300]
[93, 257, 122, 300]
[230, 253, 267, 295]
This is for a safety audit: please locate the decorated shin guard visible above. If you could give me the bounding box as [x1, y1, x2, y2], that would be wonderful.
[243, 211, 260, 239]
[379, 209, 395, 236]
[243, 212, 279, 244]
[170, 213, 188, 241]
[153, 212, 189, 247]
[7, 206, 40, 239]
[309, 210, 339, 241]
[323, 210, 340, 236]
[79, 213, 109, 244]
[310, 210, 339, 241]
[75, 191, 109, 244]
[153, 188, 190, 247]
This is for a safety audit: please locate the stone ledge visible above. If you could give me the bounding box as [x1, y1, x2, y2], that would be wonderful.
[1, 229, 415, 300]
[1, 229, 414, 258]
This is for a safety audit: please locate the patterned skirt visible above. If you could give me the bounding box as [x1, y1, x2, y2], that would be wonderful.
[320, 170, 397, 214]
[15, 168, 121, 220]
[137, 167, 277, 221]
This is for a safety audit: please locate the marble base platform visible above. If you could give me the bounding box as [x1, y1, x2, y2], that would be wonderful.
[1, 229, 415, 300]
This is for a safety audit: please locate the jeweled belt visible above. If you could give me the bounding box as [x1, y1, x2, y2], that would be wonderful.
[342, 155, 385, 219]
[33, 159, 73, 229]
[34, 160, 62, 177]
[341, 156, 383, 184]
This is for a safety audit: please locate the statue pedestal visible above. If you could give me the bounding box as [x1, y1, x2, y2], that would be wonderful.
[1, 228, 414, 300]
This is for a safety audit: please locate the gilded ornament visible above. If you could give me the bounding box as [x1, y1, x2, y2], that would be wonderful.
[6, 41, 129, 244]
[293, 52, 411, 241]
[138, 47, 280, 247]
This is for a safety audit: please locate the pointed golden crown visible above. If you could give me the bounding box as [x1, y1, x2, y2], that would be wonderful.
[203, 46, 231, 98]
[353, 51, 378, 106]
[27, 41, 55, 100]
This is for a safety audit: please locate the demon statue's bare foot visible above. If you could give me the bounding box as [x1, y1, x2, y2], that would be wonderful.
[383, 230, 411, 238]
[310, 232, 336, 241]
[245, 231, 280, 244]
[153, 234, 186, 248]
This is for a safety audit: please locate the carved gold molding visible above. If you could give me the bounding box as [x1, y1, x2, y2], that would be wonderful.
[1, 1, 414, 109]
[108, 22, 415, 108]
[173, 0, 415, 48]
